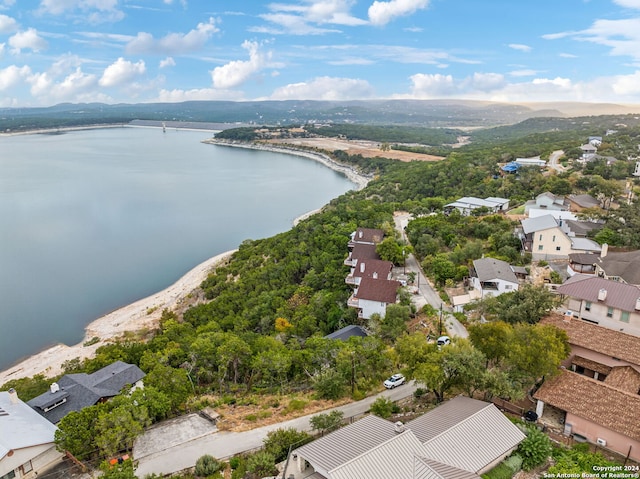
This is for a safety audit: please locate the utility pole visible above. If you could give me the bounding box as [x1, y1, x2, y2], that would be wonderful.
[439, 303, 443, 336]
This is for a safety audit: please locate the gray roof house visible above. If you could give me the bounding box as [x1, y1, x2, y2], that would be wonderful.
[470, 258, 520, 298]
[595, 248, 640, 285]
[28, 361, 145, 424]
[284, 396, 525, 479]
[324, 325, 368, 341]
[1, 390, 63, 479]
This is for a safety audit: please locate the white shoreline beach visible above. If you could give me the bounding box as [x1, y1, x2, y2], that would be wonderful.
[0, 136, 370, 385]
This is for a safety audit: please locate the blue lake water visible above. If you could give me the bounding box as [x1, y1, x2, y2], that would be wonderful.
[0, 127, 355, 370]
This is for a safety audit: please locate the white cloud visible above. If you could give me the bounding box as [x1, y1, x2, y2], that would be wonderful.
[9, 28, 48, 53]
[0, 0, 16, 8]
[270, 76, 374, 100]
[159, 57, 176, 68]
[508, 43, 532, 52]
[509, 69, 539, 77]
[211, 40, 273, 89]
[38, 0, 123, 23]
[99, 57, 146, 87]
[559, 52, 578, 58]
[613, 0, 640, 8]
[257, 0, 366, 35]
[368, 0, 429, 26]
[0, 14, 17, 33]
[126, 17, 218, 55]
[156, 87, 244, 102]
[611, 70, 640, 95]
[328, 57, 375, 65]
[0, 64, 31, 90]
[29, 67, 102, 103]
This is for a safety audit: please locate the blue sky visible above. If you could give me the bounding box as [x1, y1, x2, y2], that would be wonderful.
[2, 0, 640, 107]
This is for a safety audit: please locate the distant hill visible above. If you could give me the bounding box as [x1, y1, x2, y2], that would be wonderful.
[1, 99, 639, 134]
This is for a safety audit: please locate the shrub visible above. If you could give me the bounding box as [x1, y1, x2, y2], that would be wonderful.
[194, 454, 222, 476]
[246, 451, 277, 478]
[310, 410, 344, 435]
[481, 461, 514, 479]
[517, 427, 552, 471]
[413, 388, 427, 399]
[370, 397, 396, 419]
[229, 457, 241, 470]
[503, 454, 523, 473]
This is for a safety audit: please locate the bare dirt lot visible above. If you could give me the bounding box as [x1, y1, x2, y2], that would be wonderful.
[266, 137, 444, 162]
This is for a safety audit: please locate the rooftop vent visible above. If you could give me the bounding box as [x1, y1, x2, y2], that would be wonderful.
[598, 289, 607, 301]
[394, 421, 405, 434]
[8, 388, 18, 404]
[635, 298, 640, 311]
[50, 382, 60, 394]
[360, 262, 365, 273]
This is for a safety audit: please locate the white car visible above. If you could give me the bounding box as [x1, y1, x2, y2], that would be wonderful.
[437, 335, 451, 347]
[384, 373, 405, 389]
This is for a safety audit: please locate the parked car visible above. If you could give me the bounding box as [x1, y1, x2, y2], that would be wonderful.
[437, 335, 451, 347]
[384, 373, 405, 389]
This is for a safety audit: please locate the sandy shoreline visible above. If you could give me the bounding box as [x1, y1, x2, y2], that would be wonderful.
[203, 138, 371, 191]
[0, 137, 370, 385]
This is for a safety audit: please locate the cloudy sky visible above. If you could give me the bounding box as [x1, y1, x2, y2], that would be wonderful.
[2, 0, 640, 107]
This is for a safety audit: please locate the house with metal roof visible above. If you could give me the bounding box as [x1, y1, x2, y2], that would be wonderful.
[524, 192, 570, 215]
[534, 314, 640, 461]
[0, 390, 63, 479]
[443, 197, 509, 216]
[284, 397, 525, 479]
[28, 361, 145, 424]
[557, 275, 640, 336]
[347, 277, 401, 320]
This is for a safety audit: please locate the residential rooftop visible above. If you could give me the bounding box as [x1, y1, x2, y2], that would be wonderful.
[472, 257, 518, 284]
[556, 275, 640, 315]
[354, 277, 401, 303]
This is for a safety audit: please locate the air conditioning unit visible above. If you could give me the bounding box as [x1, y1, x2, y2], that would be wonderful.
[596, 438, 607, 447]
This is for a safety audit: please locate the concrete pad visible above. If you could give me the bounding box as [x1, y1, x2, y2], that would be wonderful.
[134, 413, 217, 460]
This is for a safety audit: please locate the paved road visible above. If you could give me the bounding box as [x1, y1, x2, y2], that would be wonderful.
[548, 150, 565, 172]
[135, 381, 417, 477]
[394, 212, 468, 339]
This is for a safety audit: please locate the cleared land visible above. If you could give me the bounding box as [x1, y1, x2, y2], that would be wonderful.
[266, 137, 445, 162]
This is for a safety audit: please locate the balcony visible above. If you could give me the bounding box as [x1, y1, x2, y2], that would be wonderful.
[347, 295, 359, 308]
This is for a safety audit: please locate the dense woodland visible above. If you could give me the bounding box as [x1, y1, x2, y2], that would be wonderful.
[4, 113, 640, 477]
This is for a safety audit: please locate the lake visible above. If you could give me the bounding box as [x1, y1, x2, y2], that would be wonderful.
[0, 127, 355, 370]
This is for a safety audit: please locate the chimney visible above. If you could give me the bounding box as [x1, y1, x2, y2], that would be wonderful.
[373, 272, 378, 279]
[50, 382, 60, 394]
[8, 388, 18, 404]
[394, 421, 405, 434]
[635, 298, 640, 311]
[360, 262, 365, 273]
[358, 231, 363, 238]
[563, 310, 573, 322]
[601, 243, 608, 258]
[598, 289, 607, 301]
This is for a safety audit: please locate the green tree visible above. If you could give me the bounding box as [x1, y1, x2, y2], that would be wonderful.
[0, 374, 51, 402]
[494, 285, 560, 324]
[310, 411, 344, 435]
[517, 426, 552, 471]
[376, 237, 405, 264]
[95, 400, 150, 457]
[99, 458, 137, 479]
[144, 363, 192, 412]
[54, 404, 103, 459]
[430, 254, 457, 286]
[468, 321, 512, 367]
[263, 428, 311, 462]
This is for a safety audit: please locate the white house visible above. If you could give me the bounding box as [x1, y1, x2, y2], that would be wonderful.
[444, 197, 509, 216]
[347, 277, 401, 319]
[0, 390, 63, 479]
[524, 192, 570, 215]
[515, 157, 546, 168]
[470, 258, 520, 298]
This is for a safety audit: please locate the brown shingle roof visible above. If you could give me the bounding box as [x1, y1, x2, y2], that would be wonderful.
[604, 366, 640, 394]
[568, 194, 600, 209]
[349, 243, 380, 261]
[352, 228, 385, 244]
[571, 356, 611, 376]
[353, 259, 394, 279]
[540, 314, 640, 366]
[534, 369, 640, 441]
[355, 278, 401, 303]
[556, 275, 640, 312]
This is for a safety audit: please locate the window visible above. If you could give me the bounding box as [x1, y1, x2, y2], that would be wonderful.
[556, 246, 561, 251]
[539, 234, 543, 241]
[538, 245, 544, 251]
[607, 307, 614, 318]
[585, 301, 591, 312]
[21, 461, 33, 474]
[552, 235, 556, 242]
[1, 471, 16, 479]
[621, 311, 630, 323]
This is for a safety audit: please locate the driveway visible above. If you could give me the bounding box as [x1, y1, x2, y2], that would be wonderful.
[134, 381, 417, 477]
[548, 150, 565, 172]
